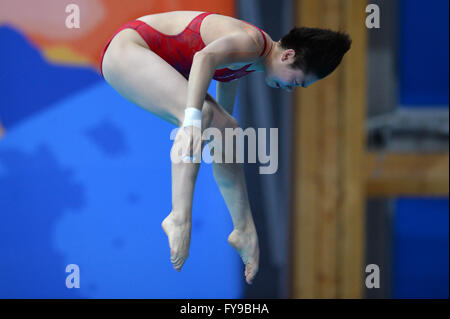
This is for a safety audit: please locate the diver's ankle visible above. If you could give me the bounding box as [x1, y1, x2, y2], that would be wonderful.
[167, 210, 192, 225]
[234, 216, 255, 233]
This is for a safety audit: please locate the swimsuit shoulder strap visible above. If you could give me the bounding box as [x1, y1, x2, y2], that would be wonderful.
[188, 13, 267, 57]
[242, 21, 267, 57]
[187, 12, 214, 33]
[258, 29, 267, 57]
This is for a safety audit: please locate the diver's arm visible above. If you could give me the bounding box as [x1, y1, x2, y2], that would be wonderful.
[186, 31, 263, 111]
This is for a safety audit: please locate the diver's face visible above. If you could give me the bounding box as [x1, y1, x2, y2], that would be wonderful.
[265, 48, 318, 92]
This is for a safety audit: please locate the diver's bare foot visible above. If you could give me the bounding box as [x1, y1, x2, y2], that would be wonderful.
[228, 223, 260, 284]
[161, 212, 191, 271]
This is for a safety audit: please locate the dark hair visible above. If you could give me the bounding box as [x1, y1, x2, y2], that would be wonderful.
[280, 27, 352, 79]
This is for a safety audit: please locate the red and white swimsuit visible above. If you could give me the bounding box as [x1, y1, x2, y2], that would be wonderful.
[99, 12, 267, 82]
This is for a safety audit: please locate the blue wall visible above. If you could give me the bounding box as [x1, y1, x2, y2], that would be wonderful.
[394, 0, 449, 299]
[394, 198, 449, 298]
[399, 0, 449, 106]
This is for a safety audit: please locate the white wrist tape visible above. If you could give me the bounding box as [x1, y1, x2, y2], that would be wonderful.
[182, 107, 202, 129]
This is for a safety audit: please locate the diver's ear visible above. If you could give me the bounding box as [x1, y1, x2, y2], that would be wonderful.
[281, 49, 296, 62]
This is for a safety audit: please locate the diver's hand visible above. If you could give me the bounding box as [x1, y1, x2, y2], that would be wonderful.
[171, 125, 202, 164]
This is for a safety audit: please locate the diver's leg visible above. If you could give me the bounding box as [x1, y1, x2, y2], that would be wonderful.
[207, 109, 260, 284]
[102, 29, 259, 280]
[102, 30, 211, 271]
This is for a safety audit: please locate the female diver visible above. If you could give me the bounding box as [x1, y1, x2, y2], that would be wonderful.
[100, 11, 351, 284]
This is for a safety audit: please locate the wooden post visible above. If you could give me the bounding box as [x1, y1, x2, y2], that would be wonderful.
[291, 0, 367, 298]
[338, 0, 367, 298]
[366, 152, 450, 196]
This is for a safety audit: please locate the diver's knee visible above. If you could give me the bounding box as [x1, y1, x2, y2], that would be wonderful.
[226, 116, 239, 130]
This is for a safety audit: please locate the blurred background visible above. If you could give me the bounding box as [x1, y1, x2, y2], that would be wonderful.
[0, 0, 448, 299]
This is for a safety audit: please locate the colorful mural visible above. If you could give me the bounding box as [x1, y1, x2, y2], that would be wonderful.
[0, 0, 234, 135]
